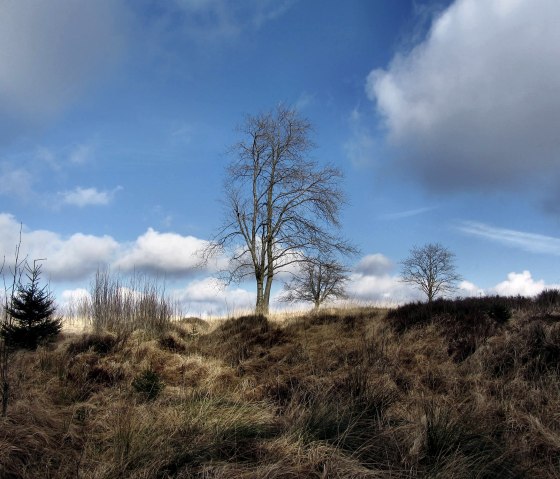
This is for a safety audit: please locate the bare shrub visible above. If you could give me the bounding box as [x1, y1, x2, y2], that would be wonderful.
[83, 269, 176, 337]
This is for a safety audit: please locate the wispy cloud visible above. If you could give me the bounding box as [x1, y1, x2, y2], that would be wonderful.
[68, 144, 94, 165]
[163, 0, 295, 43]
[344, 107, 377, 167]
[0, 165, 35, 201]
[61, 186, 122, 207]
[381, 206, 436, 220]
[458, 221, 560, 256]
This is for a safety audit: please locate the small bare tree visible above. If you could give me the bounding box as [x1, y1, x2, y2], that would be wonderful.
[280, 256, 349, 310]
[400, 243, 461, 303]
[207, 106, 354, 315]
[1, 225, 26, 416]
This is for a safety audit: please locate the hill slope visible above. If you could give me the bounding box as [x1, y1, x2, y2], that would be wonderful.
[1, 302, 559, 478]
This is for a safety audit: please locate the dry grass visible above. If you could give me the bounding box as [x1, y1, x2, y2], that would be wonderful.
[0, 301, 559, 477]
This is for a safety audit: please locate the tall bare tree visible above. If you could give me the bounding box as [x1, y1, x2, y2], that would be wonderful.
[207, 106, 354, 315]
[400, 243, 461, 303]
[280, 256, 349, 310]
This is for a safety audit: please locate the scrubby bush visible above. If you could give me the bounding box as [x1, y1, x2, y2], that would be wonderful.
[197, 314, 288, 366]
[158, 332, 187, 352]
[386, 296, 522, 361]
[535, 289, 560, 314]
[132, 368, 164, 401]
[67, 332, 119, 355]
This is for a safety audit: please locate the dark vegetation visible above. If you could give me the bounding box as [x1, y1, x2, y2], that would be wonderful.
[1, 293, 560, 478]
[1, 261, 61, 350]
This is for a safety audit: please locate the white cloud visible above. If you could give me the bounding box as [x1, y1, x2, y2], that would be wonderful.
[458, 280, 484, 297]
[456, 272, 558, 298]
[346, 272, 418, 305]
[61, 186, 121, 207]
[354, 254, 393, 276]
[368, 0, 560, 193]
[115, 228, 215, 275]
[345, 253, 418, 305]
[0, 213, 118, 281]
[173, 277, 254, 317]
[492, 271, 551, 297]
[60, 288, 91, 304]
[0, 0, 127, 125]
[458, 221, 560, 256]
[0, 214, 227, 282]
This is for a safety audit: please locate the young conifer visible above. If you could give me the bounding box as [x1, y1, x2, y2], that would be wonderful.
[2, 261, 61, 349]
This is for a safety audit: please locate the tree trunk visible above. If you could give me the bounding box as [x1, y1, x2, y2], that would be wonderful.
[255, 276, 268, 315]
[1, 380, 8, 417]
[262, 275, 273, 316]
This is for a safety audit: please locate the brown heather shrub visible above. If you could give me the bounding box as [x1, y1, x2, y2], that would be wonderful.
[196, 314, 289, 367]
[158, 331, 188, 353]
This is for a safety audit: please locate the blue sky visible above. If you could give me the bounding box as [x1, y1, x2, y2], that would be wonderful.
[1, 0, 560, 315]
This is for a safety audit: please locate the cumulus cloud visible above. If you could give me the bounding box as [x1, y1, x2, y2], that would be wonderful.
[0, 214, 227, 282]
[347, 273, 416, 305]
[492, 271, 555, 297]
[61, 186, 121, 207]
[368, 0, 560, 193]
[0, 0, 127, 128]
[458, 280, 484, 297]
[346, 253, 418, 305]
[454, 272, 558, 298]
[115, 228, 215, 275]
[0, 213, 118, 281]
[60, 288, 91, 304]
[354, 254, 393, 276]
[173, 277, 254, 317]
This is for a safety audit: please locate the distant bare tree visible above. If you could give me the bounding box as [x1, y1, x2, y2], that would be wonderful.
[400, 243, 461, 303]
[280, 256, 349, 310]
[207, 106, 354, 315]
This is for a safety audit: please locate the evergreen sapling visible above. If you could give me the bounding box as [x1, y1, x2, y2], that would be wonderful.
[2, 261, 61, 349]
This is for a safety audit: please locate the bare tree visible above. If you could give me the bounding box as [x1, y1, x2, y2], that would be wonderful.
[1, 225, 25, 416]
[400, 243, 461, 303]
[207, 106, 354, 315]
[280, 256, 349, 310]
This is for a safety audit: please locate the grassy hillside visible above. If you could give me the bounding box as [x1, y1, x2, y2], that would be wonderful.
[1, 299, 559, 478]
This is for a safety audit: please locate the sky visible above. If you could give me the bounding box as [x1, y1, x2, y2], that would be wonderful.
[1, 0, 560, 316]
